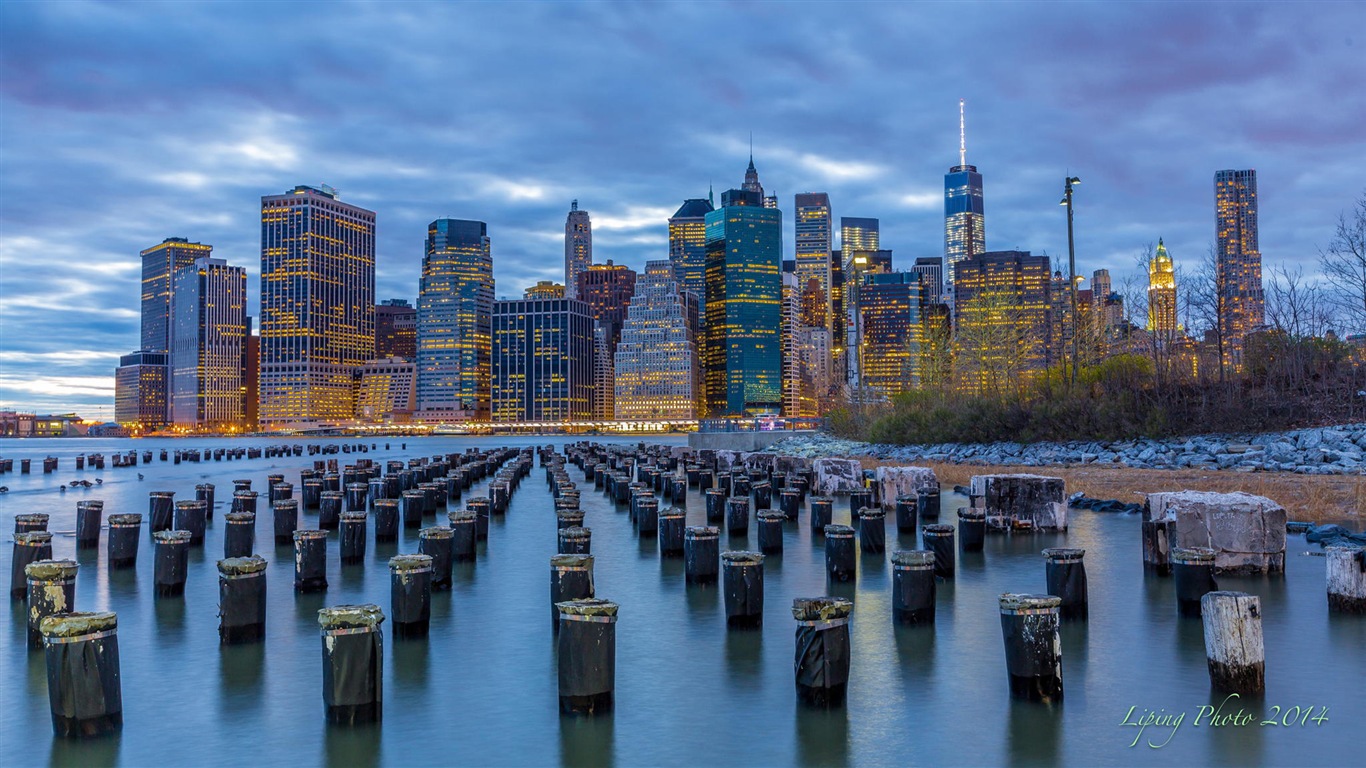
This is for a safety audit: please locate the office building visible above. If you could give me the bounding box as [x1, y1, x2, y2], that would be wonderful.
[860, 271, 927, 399]
[703, 188, 783, 416]
[1148, 239, 1178, 341]
[375, 299, 417, 359]
[243, 328, 259, 430]
[565, 200, 593, 300]
[668, 197, 714, 317]
[354, 357, 417, 423]
[615, 260, 700, 420]
[170, 257, 248, 430]
[492, 296, 594, 422]
[945, 101, 986, 300]
[1215, 169, 1264, 349]
[843, 248, 892, 387]
[911, 257, 945, 305]
[794, 193, 833, 330]
[525, 281, 566, 300]
[416, 218, 494, 422]
[114, 350, 169, 432]
[952, 250, 1052, 393]
[141, 237, 213, 353]
[259, 185, 375, 429]
[577, 261, 637, 418]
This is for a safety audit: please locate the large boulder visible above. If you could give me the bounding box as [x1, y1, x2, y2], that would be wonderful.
[1144, 491, 1286, 574]
[813, 458, 864, 496]
[875, 466, 938, 510]
[714, 450, 743, 472]
[970, 473, 1067, 531]
[741, 452, 777, 473]
[774, 455, 812, 475]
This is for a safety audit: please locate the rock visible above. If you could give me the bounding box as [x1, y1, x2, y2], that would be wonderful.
[1145, 491, 1286, 574]
[813, 458, 864, 496]
[969, 473, 1067, 531]
[874, 466, 938, 510]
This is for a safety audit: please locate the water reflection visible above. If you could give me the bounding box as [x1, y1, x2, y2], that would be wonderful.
[723, 626, 763, 681]
[794, 704, 849, 767]
[1202, 690, 1265, 765]
[892, 623, 936, 680]
[48, 732, 121, 768]
[218, 642, 265, 717]
[324, 722, 380, 768]
[152, 593, 186, 647]
[683, 581, 719, 619]
[1006, 698, 1061, 765]
[392, 634, 429, 692]
[559, 711, 615, 768]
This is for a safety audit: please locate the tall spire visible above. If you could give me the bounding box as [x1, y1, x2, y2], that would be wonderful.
[959, 98, 967, 168]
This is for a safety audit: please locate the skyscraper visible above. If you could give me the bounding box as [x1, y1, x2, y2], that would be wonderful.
[614, 260, 700, 420]
[354, 357, 417, 423]
[416, 218, 494, 422]
[565, 200, 593, 300]
[668, 197, 714, 317]
[945, 100, 986, 301]
[704, 188, 783, 416]
[840, 217, 880, 258]
[491, 295, 594, 422]
[114, 350, 169, 432]
[836, 217, 879, 383]
[860, 271, 927, 399]
[170, 257, 248, 430]
[1215, 169, 1264, 349]
[911, 257, 945, 304]
[1148, 239, 1178, 340]
[375, 299, 417, 359]
[953, 250, 1053, 394]
[794, 193, 833, 330]
[577, 261, 638, 419]
[141, 237, 213, 353]
[259, 185, 375, 429]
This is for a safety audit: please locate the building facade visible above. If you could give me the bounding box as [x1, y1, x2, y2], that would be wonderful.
[794, 193, 833, 330]
[912, 257, 945, 305]
[565, 201, 593, 300]
[860, 271, 927, 399]
[259, 185, 376, 428]
[614, 260, 700, 420]
[668, 197, 714, 317]
[1215, 169, 1264, 353]
[170, 257, 248, 430]
[577, 261, 637, 419]
[141, 237, 213, 353]
[353, 357, 417, 423]
[1148, 239, 1178, 342]
[416, 218, 494, 422]
[375, 299, 417, 359]
[114, 350, 169, 431]
[952, 250, 1052, 394]
[492, 296, 594, 422]
[525, 281, 566, 300]
[703, 188, 783, 416]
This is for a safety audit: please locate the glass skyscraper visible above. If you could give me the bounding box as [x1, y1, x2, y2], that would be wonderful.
[491, 295, 594, 422]
[417, 218, 494, 422]
[703, 188, 783, 417]
[945, 153, 985, 301]
[794, 193, 833, 330]
[614, 260, 700, 420]
[141, 237, 213, 354]
[577, 261, 638, 419]
[565, 201, 592, 300]
[170, 257, 248, 430]
[859, 271, 926, 399]
[1215, 169, 1264, 351]
[668, 197, 714, 317]
[375, 299, 417, 359]
[259, 185, 375, 429]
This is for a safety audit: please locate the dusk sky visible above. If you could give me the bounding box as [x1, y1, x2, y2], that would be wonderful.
[1, 1, 1363, 420]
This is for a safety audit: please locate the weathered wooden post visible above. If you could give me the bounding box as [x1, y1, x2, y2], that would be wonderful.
[659, 508, 686, 556]
[25, 559, 78, 648]
[318, 604, 384, 724]
[107, 514, 142, 567]
[958, 509, 986, 552]
[824, 525, 856, 583]
[558, 526, 592, 555]
[41, 612, 123, 737]
[152, 530, 191, 597]
[273, 499, 299, 545]
[419, 527, 455, 591]
[922, 524, 955, 579]
[388, 554, 433, 638]
[722, 551, 765, 628]
[1201, 591, 1265, 694]
[891, 550, 936, 624]
[1172, 547, 1218, 617]
[1043, 548, 1088, 620]
[1326, 546, 1366, 613]
[998, 594, 1063, 703]
[15, 513, 48, 534]
[809, 497, 833, 535]
[792, 597, 853, 707]
[218, 555, 267, 644]
[551, 554, 595, 629]
[174, 500, 208, 546]
[373, 499, 399, 542]
[556, 598, 618, 715]
[685, 526, 720, 584]
[294, 530, 329, 592]
[75, 501, 103, 549]
[726, 496, 751, 536]
[857, 507, 886, 554]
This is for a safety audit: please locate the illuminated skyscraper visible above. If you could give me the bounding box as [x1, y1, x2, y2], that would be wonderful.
[141, 237, 213, 353]
[375, 299, 417, 359]
[259, 185, 375, 429]
[577, 261, 637, 418]
[1215, 170, 1264, 350]
[114, 350, 169, 432]
[844, 248, 893, 388]
[565, 201, 593, 300]
[491, 296, 594, 422]
[668, 197, 714, 318]
[794, 193, 833, 330]
[615, 260, 700, 420]
[525, 281, 566, 300]
[354, 357, 417, 423]
[860, 272, 927, 399]
[703, 188, 783, 416]
[952, 250, 1052, 393]
[170, 257, 248, 429]
[912, 257, 944, 305]
[945, 101, 986, 301]
[416, 218, 494, 422]
[840, 217, 880, 258]
[1148, 239, 1178, 340]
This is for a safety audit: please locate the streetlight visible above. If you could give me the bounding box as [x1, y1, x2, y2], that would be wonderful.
[1060, 176, 1081, 387]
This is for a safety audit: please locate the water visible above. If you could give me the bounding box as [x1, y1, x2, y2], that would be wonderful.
[1, 436, 1361, 766]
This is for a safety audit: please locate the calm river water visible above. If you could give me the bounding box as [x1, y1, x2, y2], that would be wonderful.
[1, 436, 1360, 766]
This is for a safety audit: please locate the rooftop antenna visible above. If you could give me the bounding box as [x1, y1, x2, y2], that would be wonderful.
[749, 132, 753, 162]
[959, 99, 967, 168]
[571, 199, 578, 211]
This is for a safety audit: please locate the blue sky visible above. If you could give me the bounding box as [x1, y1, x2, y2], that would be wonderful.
[1, 1, 1363, 419]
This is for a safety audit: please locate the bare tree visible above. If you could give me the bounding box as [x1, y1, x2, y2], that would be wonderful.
[1186, 244, 1230, 383]
[953, 287, 1035, 401]
[1319, 192, 1366, 336]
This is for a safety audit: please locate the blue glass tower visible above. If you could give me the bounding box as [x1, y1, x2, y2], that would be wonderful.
[944, 101, 985, 302]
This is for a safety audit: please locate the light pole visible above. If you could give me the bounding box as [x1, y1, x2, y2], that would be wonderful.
[1061, 176, 1081, 387]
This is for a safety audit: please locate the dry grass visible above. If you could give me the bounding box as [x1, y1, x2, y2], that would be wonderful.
[857, 458, 1365, 524]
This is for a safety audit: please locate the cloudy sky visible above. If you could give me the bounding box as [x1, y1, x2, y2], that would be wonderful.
[1, 1, 1363, 419]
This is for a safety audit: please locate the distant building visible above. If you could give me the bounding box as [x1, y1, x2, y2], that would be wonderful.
[416, 218, 494, 422]
[945, 102, 986, 306]
[492, 296, 594, 422]
[565, 201, 593, 300]
[668, 197, 714, 317]
[525, 281, 566, 300]
[170, 257, 248, 430]
[794, 193, 833, 330]
[354, 357, 417, 423]
[860, 271, 927, 399]
[844, 248, 892, 387]
[244, 328, 259, 430]
[114, 350, 169, 432]
[1148, 239, 1178, 342]
[375, 299, 417, 359]
[911, 257, 944, 305]
[953, 250, 1052, 393]
[577, 261, 637, 419]
[259, 185, 375, 428]
[703, 188, 783, 416]
[615, 260, 700, 420]
[141, 237, 213, 354]
[1216, 169, 1264, 355]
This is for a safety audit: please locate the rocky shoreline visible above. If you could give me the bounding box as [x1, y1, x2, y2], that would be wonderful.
[769, 424, 1366, 476]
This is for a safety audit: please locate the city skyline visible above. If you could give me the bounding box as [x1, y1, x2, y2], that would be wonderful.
[2, 2, 1363, 418]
